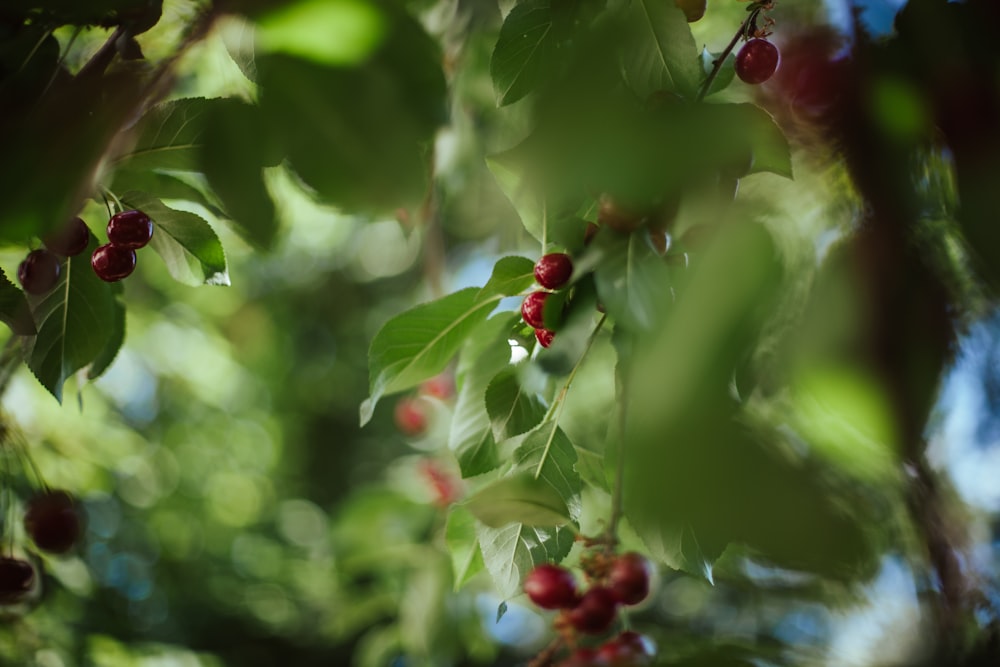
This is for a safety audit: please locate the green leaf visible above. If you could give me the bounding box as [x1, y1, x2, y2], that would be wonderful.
[26, 242, 116, 402]
[485, 368, 547, 442]
[449, 314, 517, 477]
[490, 0, 554, 106]
[87, 290, 125, 380]
[734, 103, 793, 179]
[110, 169, 226, 219]
[119, 192, 229, 286]
[592, 229, 673, 331]
[362, 288, 501, 426]
[464, 471, 572, 528]
[257, 0, 388, 66]
[619, 0, 701, 99]
[445, 506, 485, 590]
[700, 47, 736, 98]
[486, 145, 545, 243]
[476, 521, 575, 599]
[513, 423, 583, 520]
[115, 98, 211, 172]
[199, 99, 279, 250]
[0, 269, 36, 335]
[257, 8, 445, 213]
[477, 256, 536, 302]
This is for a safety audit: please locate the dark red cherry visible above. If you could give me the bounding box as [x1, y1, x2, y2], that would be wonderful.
[524, 563, 578, 610]
[521, 291, 550, 330]
[91, 244, 136, 282]
[24, 490, 83, 554]
[17, 249, 61, 295]
[558, 647, 602, 667]
[607, 552, 652, 606]
[597, 631, 656, 666]
[598, 194, 646, 233]
[0, 557, 34, 602]
[42, 216, 90, 257]
[735, 39, 780, 85]
[567, 586, 618, 634]
[535, 328, 556, 348]
[534, 253, 573, 290]
[106, 209, 153, 249]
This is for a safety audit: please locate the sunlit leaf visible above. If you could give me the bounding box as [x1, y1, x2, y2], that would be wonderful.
[363, 288, 501, 426]
[700, 47, 736, 98]
[445, 506, 485, 590]
[477, 256, 536, 302]
[119, 192, 229, 286]
[26, 241, 116, 402]
[476, 521, 575, 599]
[465, 471, 572, 528]
[485, 368, 547, 442]
[115, 98, 211, 172]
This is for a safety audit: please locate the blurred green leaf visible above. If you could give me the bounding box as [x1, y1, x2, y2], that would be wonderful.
[491, 0, 554, 106]
[199, 99, 279, 250]
[476, 521, 575, 599]
[592, 229, 673, 332]
[485, 368, 547, 442]
[111, 169, 226, 219]
[256, 0, 388, 66]
[120, 192, 229, 286]
[26, 240, 116, 402]
[465, 471, 572, 528]
[257, 8, 444, 213]
[363, 288, 500, 426]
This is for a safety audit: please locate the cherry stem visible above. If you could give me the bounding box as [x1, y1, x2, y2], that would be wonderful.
[695, 3, 769, 102]
[533, 315, 607, 480]
[528, 637, 565, 667]
[605, 368, 629, 552]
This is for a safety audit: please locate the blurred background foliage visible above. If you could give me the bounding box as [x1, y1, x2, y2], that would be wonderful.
[0, 0, 999, 666]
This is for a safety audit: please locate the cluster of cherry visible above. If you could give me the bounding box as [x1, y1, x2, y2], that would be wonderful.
[16, 209, 154, 295]
[521, 253, 574, 348]
[523, 551, 656, 666]
[0, 490, 83, 604]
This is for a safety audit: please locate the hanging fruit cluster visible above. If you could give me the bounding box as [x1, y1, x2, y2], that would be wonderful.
[523, 549, 656, 666]
[522, 253, 575, 348]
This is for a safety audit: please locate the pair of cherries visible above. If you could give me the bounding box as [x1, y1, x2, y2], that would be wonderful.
[522, 253, 574, 348]
[17, 210, 153, 294]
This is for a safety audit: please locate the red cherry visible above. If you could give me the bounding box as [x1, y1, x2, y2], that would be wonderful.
[17, 249, 61, 295]
[567, 586, 618, 634]
[0, 557, 34, 602]
[24, 490, 83, 554]
[524, 563, 578, 610]
[597, 631, 656, 666]
[91, 244, 137, 282]
[107, 209, 153, 249]
[394, 397, 428, 436]
[535, 328, 556, 348]
[735, 39, 780, 85]
[521, 291, 550, 330]
[607, 552, 652, 606]
[420, 374, 453, 400]
[42, 216, 90, 257]
[558, 647, 602, 667]
[534, 253, 574, 290]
